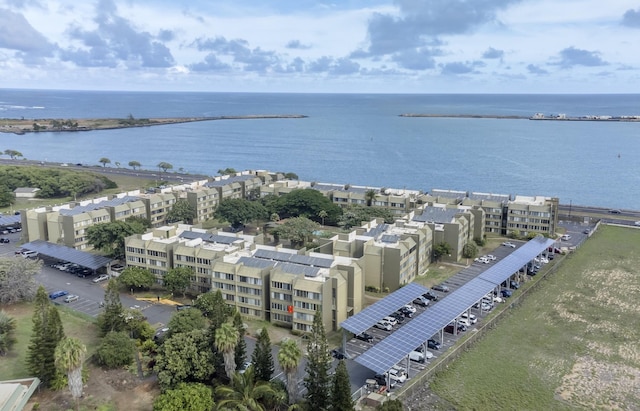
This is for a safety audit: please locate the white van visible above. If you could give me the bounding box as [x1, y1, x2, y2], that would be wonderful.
[21, 250, 39, 259]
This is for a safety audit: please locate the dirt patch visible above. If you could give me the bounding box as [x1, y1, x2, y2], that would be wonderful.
[555, 356, 640, 410]
[27, 365, 158, 411]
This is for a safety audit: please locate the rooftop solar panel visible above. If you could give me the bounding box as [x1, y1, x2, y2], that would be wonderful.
[237, 256, 276, 269]
[59, 196, 141, 216]
[278, 262, 321, 277]
[21, 240, 113, 270]
[380, 234, 399, 244]
[479, 237, 555, 285]
[362, 224, 388, 238]
[340, 282, 429, 336]
[289, 254, 333, 268]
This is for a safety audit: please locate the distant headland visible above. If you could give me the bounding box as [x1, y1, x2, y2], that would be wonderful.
[399, 113, 640, 122]
[0, 114, 308, 135]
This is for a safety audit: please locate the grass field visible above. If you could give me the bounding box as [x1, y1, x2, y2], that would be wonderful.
[427, 225, 640, 410]
[0, 302, 99, 381]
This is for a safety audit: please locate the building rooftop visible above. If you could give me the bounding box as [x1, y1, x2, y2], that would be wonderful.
[413, 206, 462, 224]
[59, 196, 142, 216]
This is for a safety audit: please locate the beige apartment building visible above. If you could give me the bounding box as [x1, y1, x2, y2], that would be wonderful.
[505, 195, 559, 236]
[123, 225, 363, 331]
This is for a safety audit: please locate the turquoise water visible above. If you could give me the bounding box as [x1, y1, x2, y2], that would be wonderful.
[1, 90, 639, 208]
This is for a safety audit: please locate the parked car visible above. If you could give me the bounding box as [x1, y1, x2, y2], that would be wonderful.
[635, 221, 640, 227]
[49, 290, 69, 299]
[432, 284, 450, 293]
[355, 332, 374, 343]
[486, 254, 497, 261]
[390, 312, 405, 323]
[412, 296, 429, 307]
[539, 257, 549, 264]
[583, 229, 590, 234]
[93, 274, 110, 283]
[375, 321, 392, 331]
[398, 306, 414, 318]
[412, 345, 434, 358]
[422, 291, 438, 301]
[444, 322, 466, 333]
[21, 250, 39, 258]
[382, 316, 398, 327]
[409, 350, 427, 363]
[500, 289, 513, 298]
[460, 312, 477, 324]
[609, 209, 621, 214]
[402, 304, 417, 314]
[474, 256, 490, 264]
[64, 294, 79, 303]
[331, 349, 346, 360]
[501, 280, 519, 289]
[0, 238, 9, 243]
[456, 318, 471, 327]
[502, 241, 516, 248]
[427, 339, 441, 350]
[373, 374, 396, 388]
[561, 234, 571, 241]
[388, 366, 407, 383]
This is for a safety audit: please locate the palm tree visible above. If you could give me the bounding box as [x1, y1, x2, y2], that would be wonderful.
[215, 321, 239, 380]
[277, 339, 301, 404]
[214, 366, 277, 411]
[365, 189, 377, 207]
[55, 337, 87, 408]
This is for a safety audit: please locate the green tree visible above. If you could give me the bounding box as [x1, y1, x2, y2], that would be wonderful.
[3, 149, 23, 159]
[318, 210, 328, 226]
[0, 185, 14, 207]
[128, 160, 141, 170]
[233, 312, 247, 372]
[376, 399, 404, 410]
[365, 189, 377, 207]
[167, 308, 206, 339]
[0, 310, 17, 356]
[272, 216, 319, 248]
[95, 331, 135, 368]
[99, 157, 111, 167]
[462, 242, 478, 259]
[251, 328, 274, 382]
[215, 198, 267, 229]
[303, 310, 331, 410]
[0, 256, 42, 304]
[26, 287, 65, 387]
[215, 366, 277, 411]
[216, 321, 239, 381]
[155, 329, 214, 390]
[126, 215, 152, 231]
[166, 198, 196, 224]
[54, 337, 87, 407]
[194, 290, 233, 327]
[272, 189, 342, 224]
[433, 242, 453, 261]
[86, 220, 146, 259]
[96, 279, 126, 336]
[337, 204, 395, 229]
[278, 339, 301, 405]
[283, 172, 299, 180]
[163, 267, 193, 297]
[218, 167, 237, 175]
[123, 307, 154, 341]
[153, 382, 214, 411]
[118, 266, 156, 290]
[330, 360, 354, 411]
[158, 162, 173, 172]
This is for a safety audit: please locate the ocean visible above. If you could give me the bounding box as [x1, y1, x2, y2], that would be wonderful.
[1, 90, 639, 209]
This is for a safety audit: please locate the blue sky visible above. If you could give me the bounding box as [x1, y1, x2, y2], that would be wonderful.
[1, 0, 639, 93]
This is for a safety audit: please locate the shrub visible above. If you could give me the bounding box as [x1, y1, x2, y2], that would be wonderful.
[95, 332, 135, 368]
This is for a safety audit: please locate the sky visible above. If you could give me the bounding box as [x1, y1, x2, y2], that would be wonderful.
[1, 0, 640, 93]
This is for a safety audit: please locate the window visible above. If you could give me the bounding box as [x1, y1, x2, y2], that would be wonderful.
[214, 272, 234, 281]
[272, 281, 292, 290]
[272, 313, 292, 323]
[271, 292, 292, 302]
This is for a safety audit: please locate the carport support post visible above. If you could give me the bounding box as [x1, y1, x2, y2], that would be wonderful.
[342, 329, 348, 358]
[406, 355, 410, 378]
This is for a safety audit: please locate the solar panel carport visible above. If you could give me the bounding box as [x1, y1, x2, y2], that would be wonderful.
[341, 282, 429, 336]
[21, 240, 113, 270]
[353, 236, 557, 375]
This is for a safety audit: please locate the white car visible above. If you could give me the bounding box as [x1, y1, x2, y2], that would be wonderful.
[92, 274, 110, 283]
[383, 316, 398, 327]
[375, 321, 392, 331]
[388, 366, 407, 383]
[539, 257, 549, 264]
[486, 255, 497, 261]
[502, 241, 516, 248]
[403, 304, 417, 314]
[456, 318, 471, 327]
[635, 221, 640, 226]
[460, 312, 477, 324]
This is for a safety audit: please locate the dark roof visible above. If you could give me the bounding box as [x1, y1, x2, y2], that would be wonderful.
[237, 256, 276, 269]
[362, 224, 388, 238]
[20, 240, 113, 270]
[253, 249, 333, 268]
[0, 214, 21, 227]
[340, 282, 429, 336]
[205, 174, 258, 187]
[412, 207, 461, 223]
[179, 230, 241, 245]
[59, 196, 141, 216]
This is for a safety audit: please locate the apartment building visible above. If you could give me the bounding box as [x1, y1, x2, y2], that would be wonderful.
[462, 193, 510, 234]
[506, 195, 559, 236]
[26, 195, 146, 250]
[139, 192, 178, 227]
[123, 225, 362, 331]
[411, 206, 476, 262]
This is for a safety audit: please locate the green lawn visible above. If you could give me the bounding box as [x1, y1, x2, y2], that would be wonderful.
[0, 302, 99, 381]
[428, 225, 640, 410]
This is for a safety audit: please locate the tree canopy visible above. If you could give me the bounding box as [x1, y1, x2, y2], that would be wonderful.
[157, 162, 173, 172]
[304, 310, 332, 410]
[338, 204, 395, 229]
[251, 327, 274, 382]
[270, 189, 342, 224]
[96, 279, 126, 336]
[118, 266, 156, 290]
[330, 360, 354, 411]
[0, 165, 116, 199]
[166, 309, 206, 339]
[86, 220, 147, 259]
[166, 198, 196, 224]
[128, 160, 141, 170]
[3, 149, 23, 159]
[0, 257, 42, 305]
[95, 331, 135, 368]
[193, 290, 233, 327]
[155, 329, 214, 390]
[215, 198, 267, 228]
[153, 382, 214, 411]
[99, 157, 111, 167]
[0, 310, 17, 356]
[163, 267, 193, 297]
[433, 242, 453, 261]
[272, 216, 319, 248]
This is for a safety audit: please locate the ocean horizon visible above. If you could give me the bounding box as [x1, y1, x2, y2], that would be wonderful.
[1, 90, 639, 209]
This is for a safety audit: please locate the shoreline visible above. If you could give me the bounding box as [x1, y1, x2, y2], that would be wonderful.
[399, 113, 640, 122]
[0, 114, 308, 135]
